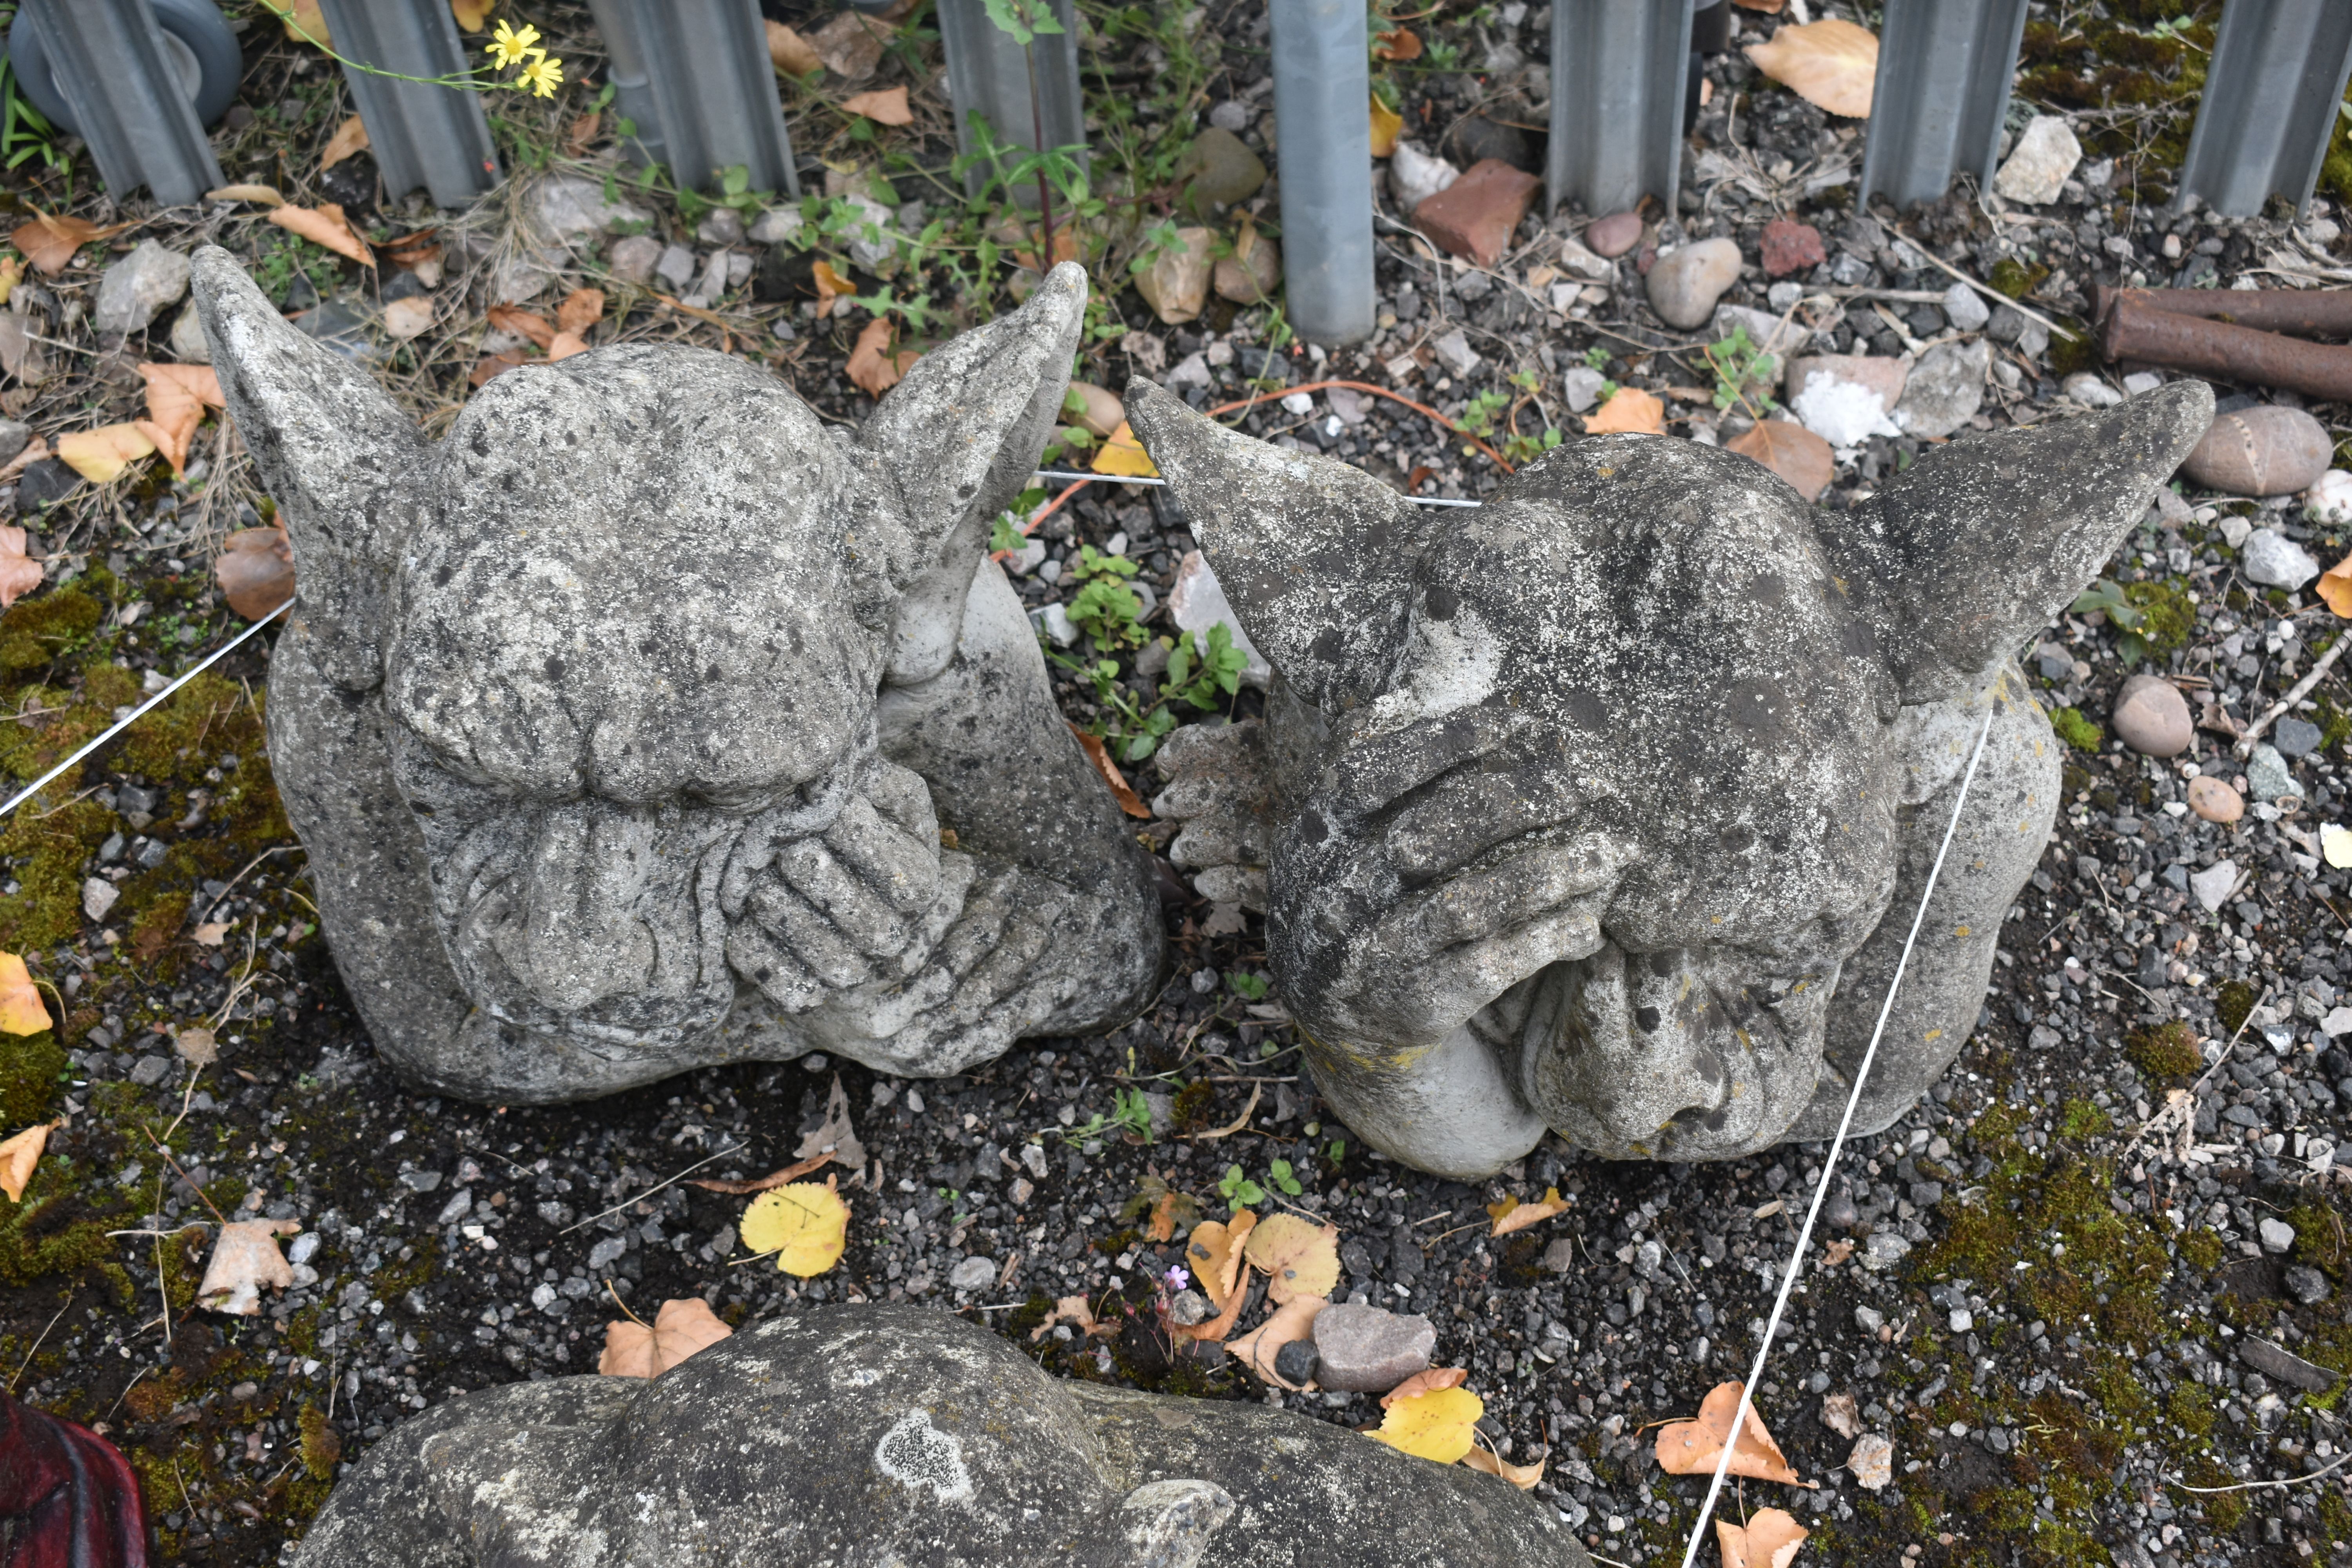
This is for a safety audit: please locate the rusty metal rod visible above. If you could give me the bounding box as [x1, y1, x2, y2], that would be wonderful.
[2091, 284, 2352, 341]
[2096, 291, 2352, 403]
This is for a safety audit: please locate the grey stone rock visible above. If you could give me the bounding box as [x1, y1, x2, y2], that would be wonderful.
[696, 208, 746, 247]
[190, 247, 1161, 1104]
[1310, 1302, 1436, 1392]
[2192, 860, 2241, 912]
[169, 302, 211, 363]
[294, 1305, 1588, 1568]
[1559, 366, 1608, 414]
[949, 1256, 996, 1290]
[608, 234, 663, 285]
[1992, 116, 2081, 205]
[747, 207, 804, 246]
[655, 243, 697, 289]
[94, 240, 191, 337]
[0, 420, 28, 465]
[2258, 1217, 2297, 1253]
[1125, 377, 2213, 1177]
[1644, 237, 1742, 330]
[2273, 716, 2323, 758]
[2111, 673, 2192, 757]
[1710, 303, 1808, 359]
[2249, 743, 2297, 802]
[1388, 142, 1458, 215]
[128, 1055, 169, 1087]
[1893, 338, 1990, 440]
[2241, 527, 2321, 589]
[2239, 1334, 2337, 1393]
[528, 174, 653, 243]
[2286, 1264, 2331, 1304]
[1940, 281, 1989, 333]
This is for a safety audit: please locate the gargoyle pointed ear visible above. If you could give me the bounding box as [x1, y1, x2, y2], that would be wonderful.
[1124, 380, 1432, 712]
[1818, 380, 2214, 703]
[862, 260, 1086, 684]
[191, 245, 431, 690]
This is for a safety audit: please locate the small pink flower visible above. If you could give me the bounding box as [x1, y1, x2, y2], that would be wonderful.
[1163, 1266, 1190, 1291]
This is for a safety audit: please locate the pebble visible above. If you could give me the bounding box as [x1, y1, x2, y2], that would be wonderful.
[1064, 382, 1125, 439]
[2305, 468, 2352, 526]
[655, 244, 698, 289]
[948, 1256, 995, 1291]
[1389, 141, 1459, 214]
[1415, 159, 1543, 269]
[1168, 553, 1270, 686]
[529, 174, 653, 240]
[1644, 237, 1742, 330]
[1758, 218, 1826, 278]
[1585, 211, 1642, 258]
[1788, 354, 1907, 445]
[2218, 513, 2254, 549]
[169, 303, 211, 364]
[1432, 328, 1481, 377]
[1893, 338, 1989, 441]
[1847, 1433, 1894, 1490]
[2191, 859, 2240, 912]
[1852, 1305, 1885, 1334]
[1134, 227, 1215, 324]
[2182, 406, 2334, 497]
[1940, 281, 1990, 332]
[1992, 115, 2082, 205]
[1212, 233, 1281, 303]
[1273, 1339, 1320, 1385]
[2287, 1265, 2332, 1305]
[1711, 303, 1808, 358]
[1310, 1302, 1436, 1392]
[2240, 527, 2321, 590]
[746, 207, 803, 245]
[2111, 673, 2192, 757]
[2061, 372, 2123, 408]
[1179, 127, 1267, 213]
[82, 877, 118, 922]
[2249, 742, 2297, 802]
[93, 240, 191, 338]
[2258, 1218, 2298, 1254]
[2274, 717, 2324, 759]
[2239, 1336, 2338, 1394]
[0, 420, 27, 466]
[608, 234, 662, 286]
[695, 208, 746, 247]
[2186, 775, 2244, 824]
[1209, 100, 1250, 134]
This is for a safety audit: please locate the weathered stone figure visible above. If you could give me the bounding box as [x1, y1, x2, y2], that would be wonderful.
[1131, 380, 2213, 1179]
[191, 249, 1161, 1102]
[292, 1305, 1588, 1568]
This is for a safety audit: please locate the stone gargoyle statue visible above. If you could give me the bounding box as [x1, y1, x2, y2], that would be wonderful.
[190, 248, 1161, 1102]
[292, 1304, 1586, 1568]
[1129, 379, 2213, 1180]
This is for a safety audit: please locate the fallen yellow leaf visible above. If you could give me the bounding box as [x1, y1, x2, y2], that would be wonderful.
[197, 1218, 301, 1313]
[55, 424, 156, 484]
[1370, 96, 1403, 160]
[1462, 1442, 1546, 1489]
[1488, 1186, 1572, 1237]
[767, 18, 821, 75]
[0, 1121, 51, 1202]
[0, 954, 47, 1036]
[1718, 1507, 1809, 1568]
[1183, 1209, 1256, 1308]
[1368, 1384, 1483, 1463]
[206, 183, 286, 206]
[812, 258, 854, 314]
[1584, 385, 1666, 436]
[1657, 1383, 1818, 1487]
[599, 1296, 733, 1376]
[2319, 552, 2352, 618]
[843, 87, 914, 126]
[0, 526, 38, 609]
[1092, 419, 1160, 477]
[269, 203, 374, 267]
[1227, 1292, 1327, 1389]
[739, 1179, 849, 1275]
[449, 0, 490, 29]
[0, 254, 19, 309]
[320, 114, 370, 171]
[1744, 18, 1878, 120]
[1241, 1211, 1341, 1303]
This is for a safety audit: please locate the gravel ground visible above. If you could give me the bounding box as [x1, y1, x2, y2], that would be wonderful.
[0, 3, 2348, 1565]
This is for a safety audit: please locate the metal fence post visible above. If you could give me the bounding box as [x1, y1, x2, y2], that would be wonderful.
[2174, 0, 2352, 217]
[1269, 0, 1374, 345]
[935, 0, 1085, 205]
[581, 0, 800, 198]
[1546, 0, 1693, 221]
[1857, 0, 2029, 211]
[313, 0, 500, 209]
[16, 0, 221, 207]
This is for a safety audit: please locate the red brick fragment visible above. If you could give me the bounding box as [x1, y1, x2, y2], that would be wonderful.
[1759, 217, 1827, 278]
[1414, 159, 1542, 269]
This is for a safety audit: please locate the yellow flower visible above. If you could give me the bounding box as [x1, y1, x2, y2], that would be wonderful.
[517, 53, 564, 98]
[485, 19, 541, 69]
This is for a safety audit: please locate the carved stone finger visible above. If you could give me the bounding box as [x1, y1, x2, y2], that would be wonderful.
[749, 878, 878, 990]
[774, 838, 915, 958]
[725, 924, 824, 1012]
[822, 795, 944, 917]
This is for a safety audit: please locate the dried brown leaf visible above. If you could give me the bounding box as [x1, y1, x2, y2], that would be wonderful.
[214, 527, 296, 620]
[12, 213, 130, 277]
[487, 303, 556, 349]
[1462, 1443, 1546, 1489]
[847, 317, 907, 397]
[797, 1072, 867, 1170]
[1584, 386, 1665, 436]
[1725, 418, 1835, 502]
[0, 1121, 50, 1201]
[1487, 1186, 1572, 1238]
[810, 9, 891, 78]
[1175, 1260, 1250, 1343]
[136, 363, 221, 475]
[1744, 19, 1878, 120]
[198, 1218, 300, 1314]
[470, 350, 527, 388]
[450, 0, 490, 31]
[1731, 0, 1786, 11]
[1228, 1293, 1328, 1389]
[563, 111, 602, 157]
[812, 259, 854, 315]
[1029, 1294, 1113, 1343]
[263, 0, 330, 47]
[205, 183, 286, 206]
[556, 287, 606, 336]
[688, 1150, 837, 1196]
[383, 297, 436, 341]
[319, 115, 370, 172]
[767, 19, 821, 75]
[269, 203, 374, 267]
[1183, 1209, 1257, 1308]
[1657, 1383, 1817, 1487]
[1382, 1366, 1470, 1407]
[1241, 1212, 1341, 1304]
[0, 526, 40, 610]
[1067, 723, 1150, 818]
[1717, 1508, 1809, 1568]
[1373, 27, 1422, 61]
[843, 87, 914, 127]
[599, 1296, 733, 1377]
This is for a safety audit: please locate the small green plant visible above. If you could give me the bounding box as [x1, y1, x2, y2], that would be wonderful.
[1065, 545, 1147, 654]
[2050, 706, 2103, 751]
[1704, 324, 1780, 420]
[1326, 1138, 1347, 1163]
[1229, 972, 1269, 1002]
[1056, 1086, 1155, 1145]
[0, 56, 64, 173]
[1218, 1163, 1266, 1209]
[2071, 577, 2190, 666]
[989, 514, 1031, 553]
[1267, 1158, 1303, 1197]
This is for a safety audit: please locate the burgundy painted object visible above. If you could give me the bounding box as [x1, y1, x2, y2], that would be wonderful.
[0, 1393, 147, 1568]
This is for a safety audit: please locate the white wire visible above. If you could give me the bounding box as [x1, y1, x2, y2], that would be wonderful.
[1031, 469, 1484, 508]
[1675, 700, 2000, 1568]
[0, 599, 291, 819]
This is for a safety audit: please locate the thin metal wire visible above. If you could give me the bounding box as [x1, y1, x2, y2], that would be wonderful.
[1031, 470, 1485, 508]
[0, 599, 291, 819]
[1675, 700, 2001, 1568]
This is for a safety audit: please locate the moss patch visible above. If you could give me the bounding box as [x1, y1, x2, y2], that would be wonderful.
[2125, 1021, 2202, 1078]
[2050, 706, 2102, 751]
[0, 1029, 65, 1127]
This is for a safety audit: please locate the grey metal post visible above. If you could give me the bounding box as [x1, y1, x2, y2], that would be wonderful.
[1270, 0, 1374, 345]
[2175, 0, 2352, 217]
[1857, 0, 2028, 211]
[936, 0, 1084, 205]
[314, 0, 499, 209]
[583, 0, 799, 197]
[18, 0, 220, 207]
[1546, 0, 1691, 220]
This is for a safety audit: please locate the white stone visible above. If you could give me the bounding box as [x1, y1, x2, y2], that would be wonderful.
[2241, 527, 2321, 589]
[2123, 372, 2164, 396]
[528, 174, 652, 241]
[840, 192, 898, 270]
[1388, 141, 1459, 215]
[2321, 1005, 2352, 1038]
[1169, 551, 1270, 688]
[1710, 302, 1810, 358]
[748, 206, 805, 245]
[655, 245, 697, 289]
[1895, 339, 1991, 440]
[2218, 513, 2254, 549]
[948, 1256, 996, 1290]
[94, 240, 191, 337]
[1940, 280, 1989, 332]
[1560, 366, 1608, 413]
[1993, 116, 2083, 205]
[169, 302, 210, 363]
[2062, 373, 2123, 408]
[2191, 859, 2239, 913]
[1432, 329, 1481, 376]
[1794, 374, 1901, 446]
[2305, 469, 2352, 526]
[2258, 1218, 2297, 1254]
[82, 877, 118, 922]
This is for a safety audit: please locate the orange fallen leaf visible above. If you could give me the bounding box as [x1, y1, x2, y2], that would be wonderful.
[55, 425, 156, 484]
[1382, 1366, 1470, 1407]
[205, 183, 285, 206]
[1657, 1383, 1818, 1487]
[1584, 386, 1665, 436]
[1183, 1209, 1257, 1308]
[556, 287, 606, 336]
[547, 331, 589, 362]
[381, 227, 442, 268]
[215, 527, 296, 620]
[2319, 552, 2352, 618]
[1241, 1212, 1341, 1303]
[563, 111, 602, 157]
[1733, 0, 1787, 11]
[488, 303, 556, 349]
[599, 1296, 733, 1377]
[136, 362, 223, 474]
[686, 1147, 840, 1194]
[319, 114, 370, 171]
[1718, 1508, 1809, 1568]
[1067, 723, 1149, 818]
[767, 18, 822, 75]
[1725, 418, 1835, 503]
[269, 203, 374, 267]
[11, 213, 130, 277]
[1745, 18, 1878, 120]
[843, 87, 914, 127]
[0, 526, 40, 610]
[198, 1218, 300, 1313]
[470, 350, 527, 387]
[1821, 1237, 1856, 1267]
[449, 0, 490, 29]
[1030, 1294, 1112, 1342]
[1176, 1259, 1251, 1343]
[0, 1122, 51, 1202]
[1091, 419, 1160, 478]
[1462, 1441, 1547, 1490]
[383, 297, 436, 341]
[1228, 1292, 1327, 1389]
[1370, 96, 1403, 160]
[812, 258, 854, 315]
[1373, 27, 1423, 62]
[847, 317, 908, 397]
[1488, 1186, 1572, 1237]
[1147, 1189, 1183, 1243]
[0, 954, 47, 1036]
